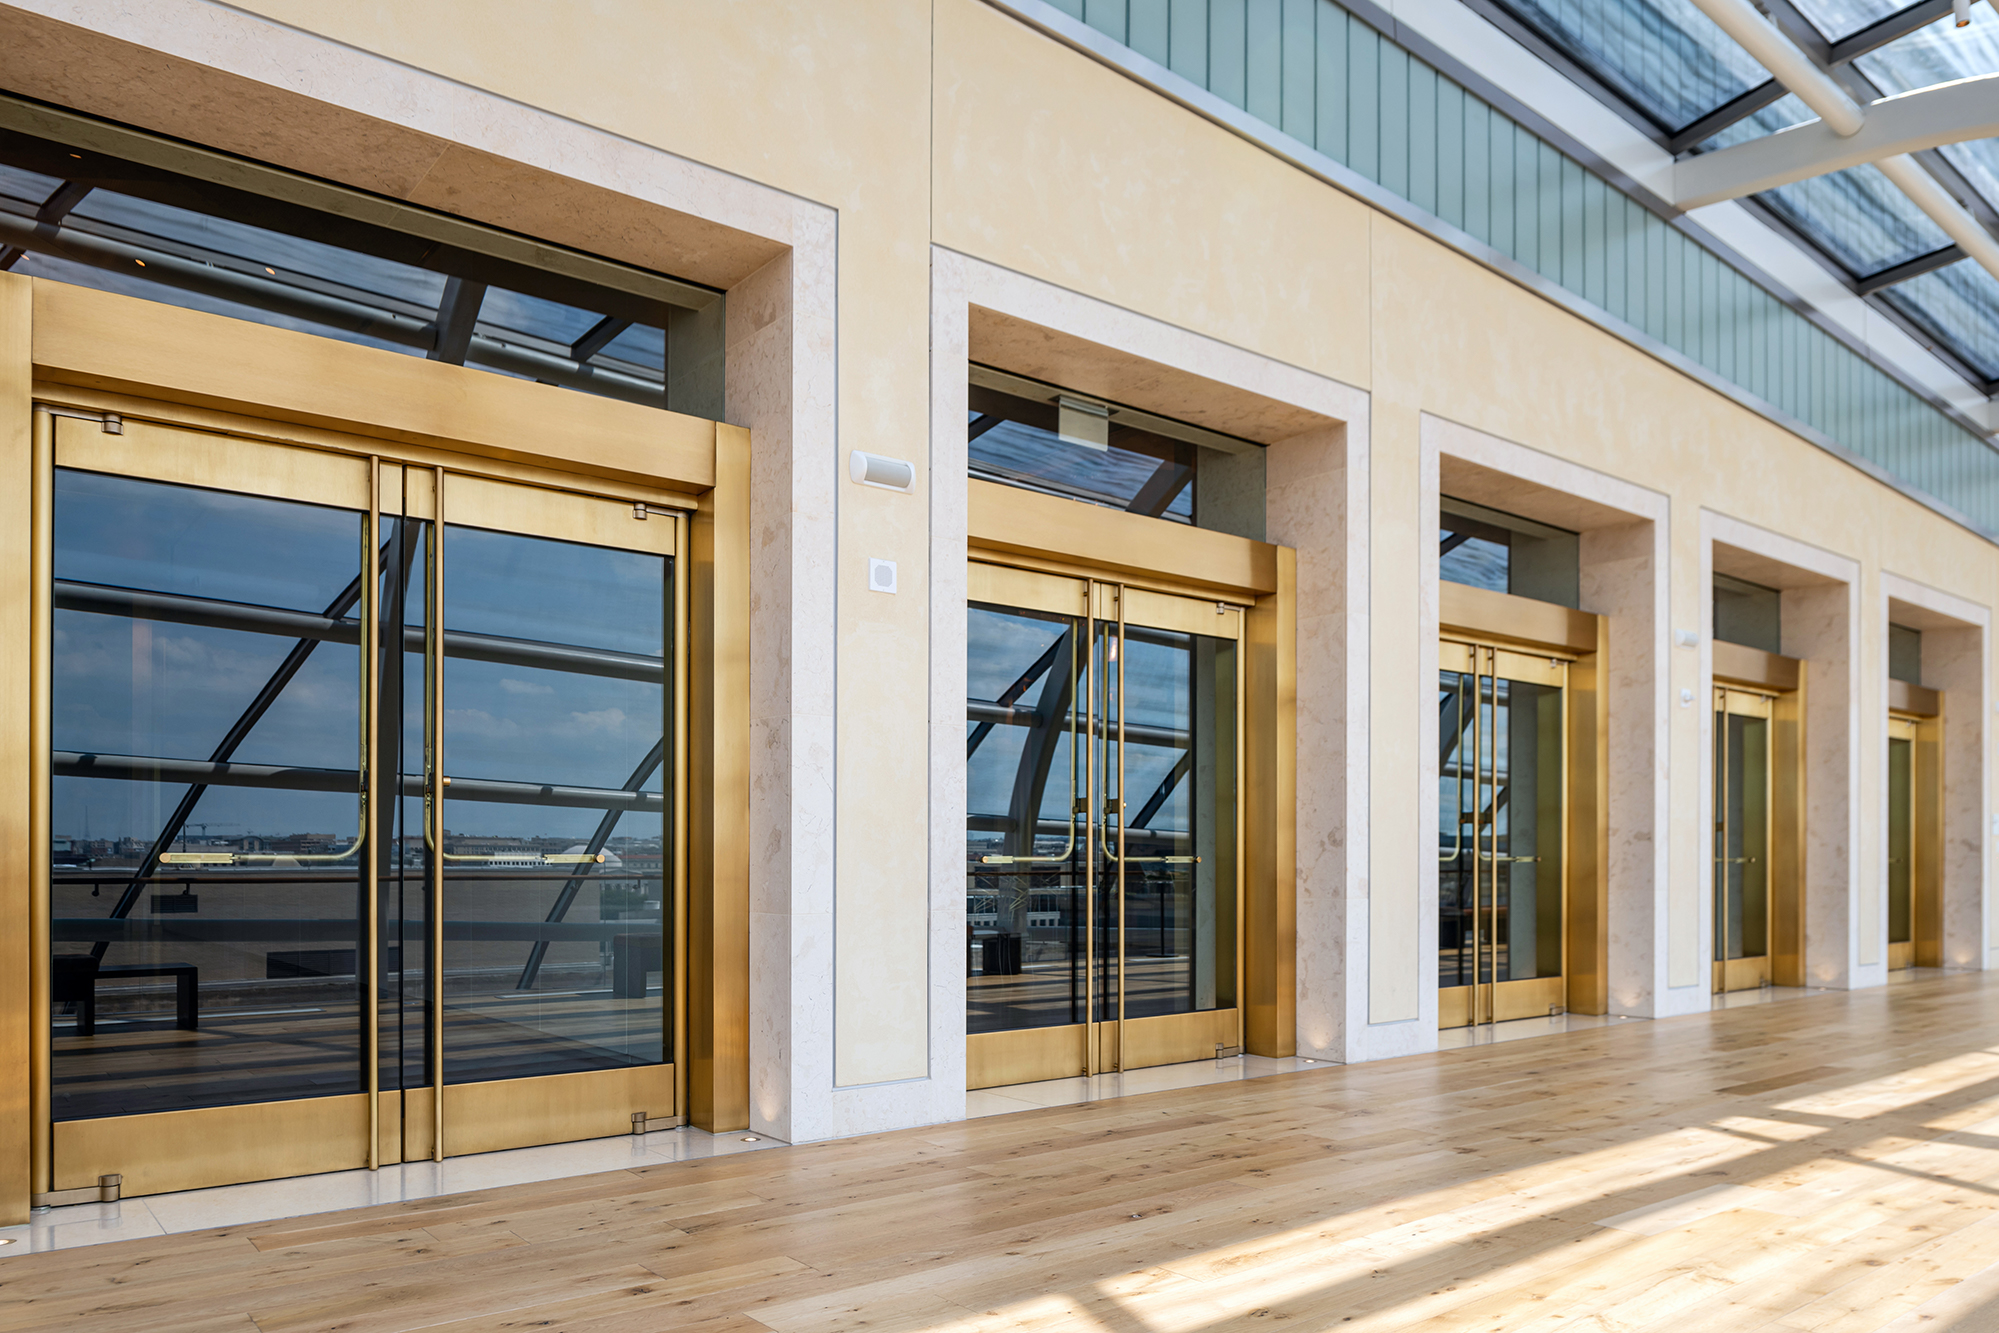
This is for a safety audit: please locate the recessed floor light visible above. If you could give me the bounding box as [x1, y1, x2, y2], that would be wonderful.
[741, 1135, 760, 1143]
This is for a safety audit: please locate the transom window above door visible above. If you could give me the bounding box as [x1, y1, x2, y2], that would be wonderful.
[968, 364, 1265, 531]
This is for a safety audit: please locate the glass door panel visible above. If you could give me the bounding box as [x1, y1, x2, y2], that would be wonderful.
[1438, 641, 1566, 1029]
[1713, 688, 1773, 992]
[966, 564, 1240, 1089]
[50, 467, 369, 1119]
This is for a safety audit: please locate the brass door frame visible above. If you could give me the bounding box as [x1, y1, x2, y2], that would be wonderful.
[1437, 637, 1571, 1029]
[1713, 686, 1776, 993]
[9, 277, 747, 1222]
[965, 559, 1247, 1089]
[27, 405, 705, 1201]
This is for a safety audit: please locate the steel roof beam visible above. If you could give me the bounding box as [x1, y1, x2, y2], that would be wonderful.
[1675, 73, 1999, 207]
[1666, 80, 1792, 155]
[1684, 0, 1999, 303]
[1855, 243, 1969, 294]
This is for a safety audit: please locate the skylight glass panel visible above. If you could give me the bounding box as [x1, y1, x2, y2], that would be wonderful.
[1698, 92, 1815, 150]
[1856, 8, 1999, 214]
[1790, 0, 1914, 41]
[1880, 261, 1999, 379]
[1497, 0, 1772, 130]
[1759, 163, 1953, 276]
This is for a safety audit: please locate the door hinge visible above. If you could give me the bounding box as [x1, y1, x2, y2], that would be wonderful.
[631, 1111, 684, 1134]
[33, 1174, 121, 1208]
[35, 405, 121, 433]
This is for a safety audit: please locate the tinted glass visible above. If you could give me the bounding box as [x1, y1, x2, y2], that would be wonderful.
[433, 525, 671, 1084]
[969, 384, 1195, 523]
[1496, 0, 1772, 130]
[1439, 668, 1563, 990]
[1881, 264, 1999, 380]
[50, 470, 365, 1120]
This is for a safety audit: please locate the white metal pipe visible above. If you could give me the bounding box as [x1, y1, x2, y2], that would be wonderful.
[1877, 153, 1999, 281]
[1688, 0, 1999, 296]
[1685, 0, 1865, 136]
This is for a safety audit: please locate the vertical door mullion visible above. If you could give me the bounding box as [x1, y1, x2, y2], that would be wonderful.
[426, 468, 446, 1161]
[364, 460, 381, 1170]
[29, 409, 53, 1196]
[1474, 649, 1487, 1025]
[1115, 585, 1126, 1070]
[672, 513, 689, 1118]
[1083, 582, 1096, 1076]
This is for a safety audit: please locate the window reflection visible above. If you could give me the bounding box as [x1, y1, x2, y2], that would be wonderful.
[968, 381, 1195, 523]
[49, 468, 675, 1121]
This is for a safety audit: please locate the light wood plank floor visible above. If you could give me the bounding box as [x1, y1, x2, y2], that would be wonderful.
[10, 971, 1999, 1332]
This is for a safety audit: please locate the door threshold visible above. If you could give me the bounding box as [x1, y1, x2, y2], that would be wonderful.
[966, 1052, 1323, 1119]
[0, 1127, 783, 1257]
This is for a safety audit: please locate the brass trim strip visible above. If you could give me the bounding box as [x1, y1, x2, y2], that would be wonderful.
[1713, 640, 1801, 692]
[1115, 585, 1127, 1072]
[365, 459, 380, 1171]
[428, 467, 446, 1161]
[1084, 583, 1098, 1075]
[33, 384, 702, 513]
[31, 1174, 119, 1208]
[29, 408, 52, 1196]
[1235, 604, 1247, 1056]
[1888, 677, 1941, 717]
[673, 511, 689, 1118]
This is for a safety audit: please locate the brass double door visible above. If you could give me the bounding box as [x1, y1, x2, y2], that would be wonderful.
[1713, 686, 1774, 992]
[37, 412, 685, 1199]
[1438, 640, 1569, 1028]
[1887, 712, 1941, 971]
[965, 562, 1242, 1089]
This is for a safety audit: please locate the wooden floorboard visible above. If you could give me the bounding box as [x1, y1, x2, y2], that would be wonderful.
[11, 974, 1999, 1331]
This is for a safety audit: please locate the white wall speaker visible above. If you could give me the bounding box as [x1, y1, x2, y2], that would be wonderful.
[849, 450, 914, 491]
[868, 558, 898, 594]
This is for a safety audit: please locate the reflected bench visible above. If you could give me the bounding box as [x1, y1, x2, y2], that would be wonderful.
[53, 956, 199, 1036]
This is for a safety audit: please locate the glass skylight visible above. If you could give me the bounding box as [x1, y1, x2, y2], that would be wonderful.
[1498, 0, 1775, 130]
[1760, 164, 1955, 276]
[1790, 0, 1911, 41]
[1880, 261, 1999, 379]
[1855, 8, 1999, 215]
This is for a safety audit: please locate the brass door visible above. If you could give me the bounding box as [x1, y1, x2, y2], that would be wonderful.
[965, 562, 1243, 1089]
[1437, 641, 1569, 1028]
[1887, 712, 1943, 971]
[36, 412, 686, 1200]
[1888, 716, 1916, 971]
[1713, 687, 1774, 993]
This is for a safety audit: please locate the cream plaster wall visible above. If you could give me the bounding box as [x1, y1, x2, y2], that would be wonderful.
[1, 0, 1996, 1146]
